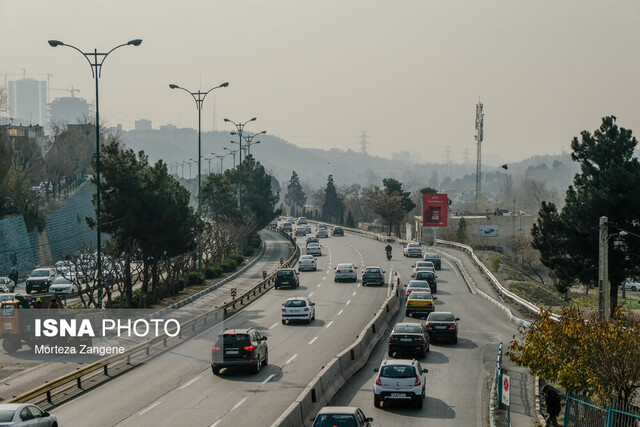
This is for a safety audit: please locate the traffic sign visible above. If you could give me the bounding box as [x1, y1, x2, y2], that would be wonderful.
[502, 374, 510, 406]
[231, 288, 237, 298]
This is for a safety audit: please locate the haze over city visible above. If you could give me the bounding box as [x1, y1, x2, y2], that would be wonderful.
[2, 0, 640, 164]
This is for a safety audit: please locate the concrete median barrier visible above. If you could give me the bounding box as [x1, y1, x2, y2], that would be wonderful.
[337, 340, 364, 381]
[273, 401, 304, 427]
[319, 358, 346, 403]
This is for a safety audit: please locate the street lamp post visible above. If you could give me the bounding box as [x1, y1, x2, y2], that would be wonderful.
[48, 38, 142, 309]
[215, 153, 228, 173]
[224, 147, 238, 168]
[242, 130, 267, 156]
[224, 118, 258, 208]
[188, 158, 196, 179]
[598, 216, 630, 321]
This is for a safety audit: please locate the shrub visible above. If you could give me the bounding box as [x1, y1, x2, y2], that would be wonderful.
[243, 247, 254, 257]
[187, 271, 204, 286]
[220, 258, 237, 272]
[205, 265, 223, 279]
[489, 255, 501, 271]
[229, 251, 244, 265]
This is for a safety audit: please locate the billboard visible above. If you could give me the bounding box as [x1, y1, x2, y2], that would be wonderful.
[480, 225, 499, 236]
[422, 193, 448, 227]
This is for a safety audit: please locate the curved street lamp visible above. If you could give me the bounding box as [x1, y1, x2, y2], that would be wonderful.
[224, 117, 257, 165]
[224, 147, 239, 168]
[243, 130, 267, 156]
[48, 38, 142, 308]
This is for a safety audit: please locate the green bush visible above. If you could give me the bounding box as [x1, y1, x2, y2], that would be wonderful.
[178, 279, 185, 292]
[187, 271, 205, 286]
[220, 258, 237, 272]
[204, 267, 216, 279]
[204, 265, 223, 279]
[229, 251, 244, 264]
[243, 247, 254, 256]
[489, 255, 501, 271]
[248, 234, 262, 248]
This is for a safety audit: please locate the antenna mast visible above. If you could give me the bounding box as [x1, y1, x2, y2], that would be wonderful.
[360, 130, 368, 156]
[475, 99, 484, 201]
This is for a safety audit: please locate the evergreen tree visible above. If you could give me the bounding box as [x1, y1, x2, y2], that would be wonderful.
[346, 210, 355, 228]
[284, 171, 306, 214]
[321, 175, 343, 223]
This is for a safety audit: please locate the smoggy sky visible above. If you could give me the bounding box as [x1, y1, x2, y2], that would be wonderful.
[2, 0, 639, 164]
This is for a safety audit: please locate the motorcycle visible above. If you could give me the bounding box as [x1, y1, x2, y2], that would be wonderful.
[386, 251, 392, 260]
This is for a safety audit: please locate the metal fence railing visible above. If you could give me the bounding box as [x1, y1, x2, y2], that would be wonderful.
[564, 395, 640, 427]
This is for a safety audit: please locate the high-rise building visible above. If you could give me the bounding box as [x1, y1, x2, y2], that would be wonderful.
[8, 78, 47, 126]
[49, 96, 90, 125]
[135, 119, 152, 131]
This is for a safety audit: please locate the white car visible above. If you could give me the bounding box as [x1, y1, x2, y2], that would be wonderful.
[334, 263, 358, 282]
[298, 255, 317, 271]
[373, 359, 428, 409]
[304, 224, 312, 233]
[0, 403, 58, 426]
[295, 226, 307, 236]
[49, 275, 79, 294]
[403, 242, 423, 258]
[0, 277, 15, 293]
[306, 243, 322, 256]
[281, 297, 315, 324]
[312, 407, 373, 427]
[624, 279, 640, 291]
[412, 261, 435, 278]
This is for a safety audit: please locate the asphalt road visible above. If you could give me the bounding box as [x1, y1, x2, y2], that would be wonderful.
[50, 229, 393, 426]
[329, 250, 523, 426]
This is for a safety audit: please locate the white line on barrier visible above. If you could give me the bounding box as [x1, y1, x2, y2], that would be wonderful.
[210, 420, 222, 427]
[285, 354, 298, 364]
[231, 397, 247, 411]
[352, 291, 356, 296]
[317, 283, 322, 287]
[346, 300, 351, 305]
[326, 321, 334, 328]
[269, 323, 278, 330]
[179, 376, 201, 390]
[309, 337, 318, 345]
[139, 401, 161, 415]
[261, 374, 276, 385]
[337, 309, 343, 316]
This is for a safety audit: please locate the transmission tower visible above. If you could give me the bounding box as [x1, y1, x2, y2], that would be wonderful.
[475, 99, 484, 201]
[444, 146, 452, 164]
[360, 130, 368, 156]
[462, 148, 469, 165]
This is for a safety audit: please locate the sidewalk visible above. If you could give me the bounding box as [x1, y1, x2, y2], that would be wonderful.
[437, 245, 540, 427]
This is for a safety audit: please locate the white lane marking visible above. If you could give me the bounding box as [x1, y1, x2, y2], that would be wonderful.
[309, 292, 314, 297]
[231, 397, 247, 411]
[443, 258, 459, 276]
[261, 373, 276, 385]
[317, 283, 322, 287]
[210, 420, 222, 427]
[309, 337, 318, 345]
[346, 300, 351, 305]
[357, 283, 361, 288]
[322, 276, 326, 280]
[326, 321, 334, 328]
[179, 376, 201, 390]
[387, 266, 395, 297]
[139, 401, 161, 415]
[269, 323, 278, 330]
[352, 291, 357, 296]
[337, 309, 343, 316]
[285, 354, 298, 364]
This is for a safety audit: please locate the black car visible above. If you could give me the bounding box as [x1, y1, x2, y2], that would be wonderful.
[306, 236, 320, 245]
[388, 322, 430, 358]
[332, 226, 344, 236]
[423, 253, 442, 270]
[425, 312, 460, 344]
[25, 268, 56, 294]
[274, 268, 299, 289]
[414, 271, 437, 293]
[361, 266, 385, 286]
[211, 328, 268, 374]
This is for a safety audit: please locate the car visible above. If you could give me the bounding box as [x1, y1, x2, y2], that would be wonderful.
[317, 223, 328, 229]
[281, 222, 293, 232]
[295, 226, 307, 236]
[269, 219, 278, 228]
[425, 312, 460, 344]
[405, 291, 436, 317]
[388, 322, 430, 358]
[361, 266, 385, 286]
[405, 280, 431, 296]
[624, 278, 640, 291]
[411, 261, 435, 278]
[316, 228, 329, 238]
[0, 294, 17, 304]
[298, 255, 317, 271]
[282, 297, 316, 324]
[25, 267, 56, 294]
[423, 252, 442, 270]
[48, 275, 79, 294]
[415, 271, 437, 293]
[332, 226, 344, 236]
[304, 224, 312, 233]
[334, 263, 358, 282]
[57, 264, 85, 280]
[306, 236, 320, 245]
[287, 216, 296, 223]
[0, 277, 15, 293]
[306, 242, 322, 256]
[274, 268, 299, 289]
[373, 359, 428, 408]
[403, 242, 423, 258]
[0, 403, 58, 426]
[211, 328, 268, 374]
[311, 407, 373, 427]
[297, 217, 308, 225]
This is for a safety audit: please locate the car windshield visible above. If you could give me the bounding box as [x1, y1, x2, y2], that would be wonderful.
[313, 414, 357, 427]
[429, 313, 454, 321]
[408, 281, 429, 288]
[300, 256, 314, 261]
[380, 365, 416, 378]
[416, 272, 435, 281]
[394, 325, 422, 333]
[53, 278, 71, 284]
[284, 300, 307, 308]
[409, 293, 432, 300]
[365, 268, 381, 273]
[0, 410, 15, 422]
[221, 334, 250, 346]
[408, 243, 420, 248]
[0, 278, 5, 284]
[277, 270, 293, 277]
[32, 270, 49, 277]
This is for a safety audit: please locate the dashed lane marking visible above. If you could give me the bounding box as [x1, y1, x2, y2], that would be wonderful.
[309, 337, 318, 344]
[326, 321, 334, 328]
[285, 354, 298, 364]
[139, 401, 161, 416]
[179, 376, 201, 390]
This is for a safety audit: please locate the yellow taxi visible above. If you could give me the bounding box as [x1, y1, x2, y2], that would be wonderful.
[405, 291, 436, 317]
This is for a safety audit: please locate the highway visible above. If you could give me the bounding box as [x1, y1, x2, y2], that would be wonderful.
[50, 229, 393, 426]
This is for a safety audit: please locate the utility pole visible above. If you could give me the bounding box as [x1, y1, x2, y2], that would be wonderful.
[598, 216, 610, 321]
[475, 99, 484, 202]
[360, 130, 368, 157]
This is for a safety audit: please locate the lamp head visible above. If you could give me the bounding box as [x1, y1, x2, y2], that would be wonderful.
[169, 84, 179, 89]
[230, 131, 237, 136]
[250, 117, 257, 122]
[223, 118, 230, 122]
[260, 130, 267, 134]
[48, 40, 64, 47]
[220, 82, 229, 87]
[128, 39, 143, 46]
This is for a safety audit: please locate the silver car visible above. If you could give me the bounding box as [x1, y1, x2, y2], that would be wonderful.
[298, 255, 317, 271]
[0, 403, 58, 426]
[373, 359, 428, 409]
[334, 263, 358, 282]
[0, 277, 15, 293]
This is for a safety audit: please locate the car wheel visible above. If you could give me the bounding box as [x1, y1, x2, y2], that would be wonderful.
[633, 286, 639, 292]
[388, 349, 393, 357]
[334, 278, 338, 282]
[415, 395, 424, 409]
[374, 395, 382, 408]
[407, 311, 412, 318]
[254, 358, 261, 374]
[306, 317, 312, 324]
[362, 282, 367, 287]
[262, 351, 268, 366]
[275, 285, 280, 290]
[282, 319, 286, 325]
[211, 366, 220, 375]
[452, 336, 458, 344]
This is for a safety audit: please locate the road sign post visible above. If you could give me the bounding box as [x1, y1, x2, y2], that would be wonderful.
[231, 288, 237, 299]
[502, 373, 511, 426]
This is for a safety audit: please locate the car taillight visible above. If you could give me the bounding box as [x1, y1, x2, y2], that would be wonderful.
[389, 335, 396, 342]
[417, 336, 424, 342]
[425, 323, 432, 330]
[406, 290, 411, 295]
[244, 345, 254, 352]
[449, 324, 457, 329]
[282, 308, 286, 312]
[212, 346, 221, 351]
[351, 270, 355, 273]
[335, 270, 339, 273]
[375, 374, 382, 386]
[304, 307, 309, 311]
[414, 374, 422, 386]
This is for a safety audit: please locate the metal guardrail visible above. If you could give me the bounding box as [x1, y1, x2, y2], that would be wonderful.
[10, 230, 300, 406]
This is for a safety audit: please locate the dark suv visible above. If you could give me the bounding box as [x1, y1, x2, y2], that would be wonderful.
[211, 328, 268, 374]
[388, 322, 430, 358]
[423, 253, 441, 270]
[25, 268, 56, 294]
[415, 271, 437, 293]
[361, 266, 385, 286]
[274, 268, 299, 289]
[332, 226, 344, 236]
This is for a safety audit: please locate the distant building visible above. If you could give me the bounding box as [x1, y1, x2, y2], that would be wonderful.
[135, 119, 152, 131]
[159, 123, 177, 131]
[1, 124, 47, 153]
[49, 96, 90, 125]
[392, 151, 421, 164]
[8, 78, 47, 126]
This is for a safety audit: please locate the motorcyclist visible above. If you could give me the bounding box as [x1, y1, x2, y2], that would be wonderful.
[385, 244, 392, 254]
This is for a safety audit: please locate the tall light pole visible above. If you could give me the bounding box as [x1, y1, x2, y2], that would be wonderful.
[243, 130, 267, 156]
[188, 158, 196, 179]
[48, 38, 142, 309]
[224, 117, 257, 165]
[215, 153, 228, 173]
[224, 147, 238, 168]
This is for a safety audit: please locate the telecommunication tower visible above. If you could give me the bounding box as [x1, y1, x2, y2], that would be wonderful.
[360, 130, 369, 156]
[474, 100, 484, 201]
